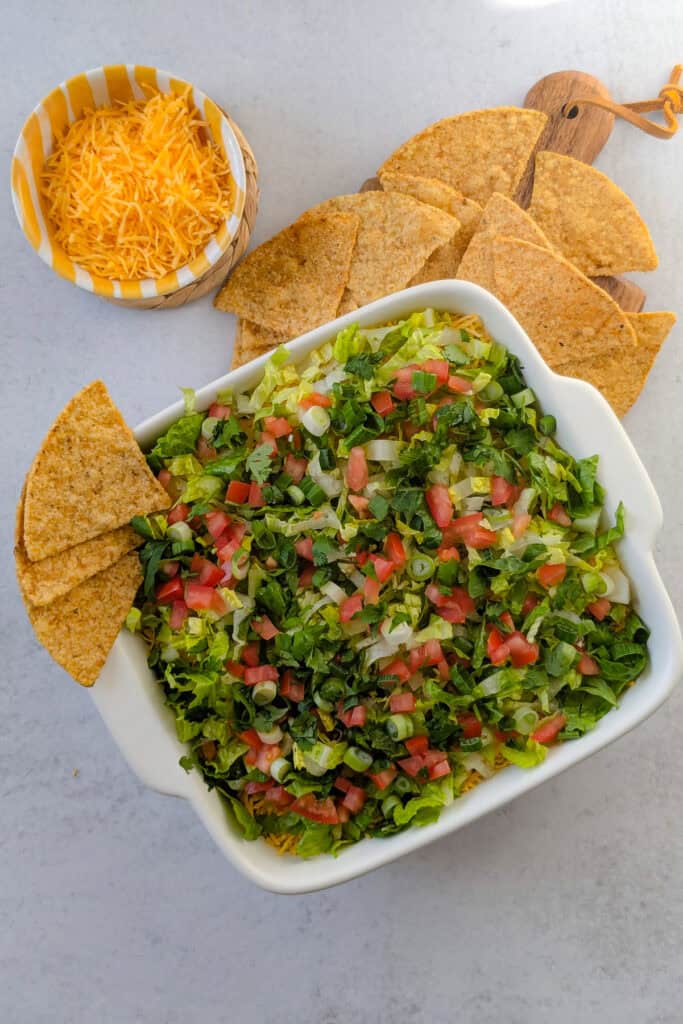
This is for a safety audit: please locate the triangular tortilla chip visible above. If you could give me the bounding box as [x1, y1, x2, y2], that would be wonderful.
[378, 107, 547, 206]
[232, 319, 288, 369]
[23, 382, 170, 561]
[606, 311, 677, 415]
[528, 152, 657, 276]
[307, 192, 458, 309]
[457, 192, 553, 294]
[377, 171, 483, 283]
[15, 483, 141, 607]
[491, 236, 638, 414]
[214, 211, 359, 335]
[26, 551, 142, 686]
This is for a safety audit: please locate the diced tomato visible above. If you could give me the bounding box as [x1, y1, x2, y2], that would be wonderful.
[156, 577, 185, 604]
[185, 582, 226, 614]
[340, 593, 364, 622]
[355, 550, 369, 567]
[402, 420, 422, 439]
[244, 665, 279, 686]
[341, 784, 366, 814]
[264, 786, 294, 809]
[446, 512, 497, 549]
[500, 610, 515, 631]
[196, 557, 224, 587]
[238, 728, 261, 749]
[538, 563, 567, 588]
[259, 431, 279, 456]
[531, 713, 567, 744]
[255, 744, 282, 773]
[429, 759, 452, 780]
[426, 484, 453, 528]
[243, 780, 273, 795]
[392, 365, 420, 401]
[513, 512, 532, 539]
[216, 536, 239, 563]
[398, 755, 425, 778]
[168, 503, 191, 525]
[160, 560, 179, 578]
[241, 642, 260, 667]
[248, 481, 265, 508]
[588, 597, 611, 621]
[390, 692, 416, 713]
[442, 587, 475, 623]
[169, 600, 188, 629]
[371, 390, 394, 416]
[197, 436, 217, 463]
[264, 416, 292, 438]
[334, 775, 353, 793]
[224, 660, 245, 678]
[298, 564, 315, 588]
[280, 671, 305, 702]
[284, 453, 307, 483]
[158, 468, 172, 489]
[225, 480, 250, 503]
[209, 402, 231, 419]
[437, 545, 460, 562]
[409, 647, 425, 673]
[346, 446, 369, 491]
[458, 711, 482, 739]
[252, 615, 280, 640]
[506, 632, 540, 667]
[422, 359, 449, 384]
[549, 502, 572, 527]
[369, 554, 395, 583]
[336, 803, 351, 824]
[205, 510, 230, 539]
[578, 653, 600, 675]
[437, 658, 450, 681]
[447, 375, 471, 394]
[405, 735, 429, 756]
[290, 794, 339, 825]
[348, 494, 370, 516]
[491, 476, 516, 507]
[384, 532, 406, 566]
[382, 659, 411, 683]
[338, 703, 367, 728]
[522, 593, 540, 616]
[364, 576, 381, 605]
[423, 639, 444, 666]
[369, 767, 397, 790]
[294, 536, 314, 562]
[299, 391, 332, 409]
[487, 625, 506, 662]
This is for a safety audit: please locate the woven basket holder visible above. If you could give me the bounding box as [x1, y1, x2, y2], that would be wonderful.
[106, 112, 259, 310]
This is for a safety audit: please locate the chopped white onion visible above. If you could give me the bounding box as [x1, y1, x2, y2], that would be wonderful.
[366, 439, 403, 463]
[301, 405, 331, 436]
[321, 581, 348, 604]
[600, 565, 630, 603]
[308, 453, 342, 497]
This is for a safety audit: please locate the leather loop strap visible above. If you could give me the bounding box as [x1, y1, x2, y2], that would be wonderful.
[566, 65, 682, 139]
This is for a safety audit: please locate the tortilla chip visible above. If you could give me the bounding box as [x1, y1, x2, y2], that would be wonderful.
[528, 152, 658, 276]
[605, 311, 678, 415]
[23, 382, 170, 562]
[307, 192, 458, 309]
[214, 211, 359, 335]
[378, 107, 547, 206]
[491, 236, 638, 413]
[16, 484, 141, 606]
[456, 192, 553, 293]
[377, 171, 483, 283]
[27, 551, 142, 687]
[232, 319, 288, 369]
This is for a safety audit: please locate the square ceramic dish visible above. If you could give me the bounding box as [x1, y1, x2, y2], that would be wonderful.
[92, 280, 683, 893]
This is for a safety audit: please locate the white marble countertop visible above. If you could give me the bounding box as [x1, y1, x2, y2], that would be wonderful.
[2, 2, 682, 1021]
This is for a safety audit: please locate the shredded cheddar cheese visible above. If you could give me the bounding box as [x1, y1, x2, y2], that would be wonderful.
[40, 89, 235, 280]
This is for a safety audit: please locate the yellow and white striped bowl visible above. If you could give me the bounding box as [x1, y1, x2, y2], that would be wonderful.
[11, 64, 247, 303]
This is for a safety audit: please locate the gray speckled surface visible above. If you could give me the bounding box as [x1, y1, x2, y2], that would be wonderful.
[1, 2, 682, 1021]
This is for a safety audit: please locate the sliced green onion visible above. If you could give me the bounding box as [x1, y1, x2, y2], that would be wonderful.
[253, 680, 278, 705]
[313, 691, 334, 712]
[511, 387, 536, 408]
[408, 554, 435, 581]
[287, 484, 306, 505]
[382, 794, 401, 817]
[201, 416, 220, 441]
[539, 414, 556, 436]
[270, 757, 291, 782]
[344, 746, 374, 772]
[512, 705, 539, 735]
[411, 370, 437, 394]
[481, 380, 503, 402]
[318, 448, 336, 470]
[257, 724, 283, 744]
[167, 521, 192, 544]
[394, 774, 414, 795]
[386, 714, 415, 741]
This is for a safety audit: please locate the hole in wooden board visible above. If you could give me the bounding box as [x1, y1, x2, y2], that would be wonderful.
[561, 103, 580, 119]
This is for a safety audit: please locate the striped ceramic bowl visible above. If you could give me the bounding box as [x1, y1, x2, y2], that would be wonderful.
[11, 65, 256, 308]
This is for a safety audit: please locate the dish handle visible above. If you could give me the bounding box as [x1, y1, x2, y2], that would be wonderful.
[91, 632, 193, 799]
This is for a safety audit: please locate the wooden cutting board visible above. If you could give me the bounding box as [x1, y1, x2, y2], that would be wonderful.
[361, 70, 646, 313]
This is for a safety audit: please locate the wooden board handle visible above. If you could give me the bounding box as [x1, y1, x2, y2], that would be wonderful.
[520, 70, 645, 313]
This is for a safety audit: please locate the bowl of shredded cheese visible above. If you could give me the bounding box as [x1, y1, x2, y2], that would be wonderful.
[11, 65, 258, 308]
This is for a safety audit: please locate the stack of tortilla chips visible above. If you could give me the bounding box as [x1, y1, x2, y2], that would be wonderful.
[15, 381, 170, 686]
[215, 106, 675, 415]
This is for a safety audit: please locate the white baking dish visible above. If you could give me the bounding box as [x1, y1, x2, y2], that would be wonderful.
[91, 280, 683, 893]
